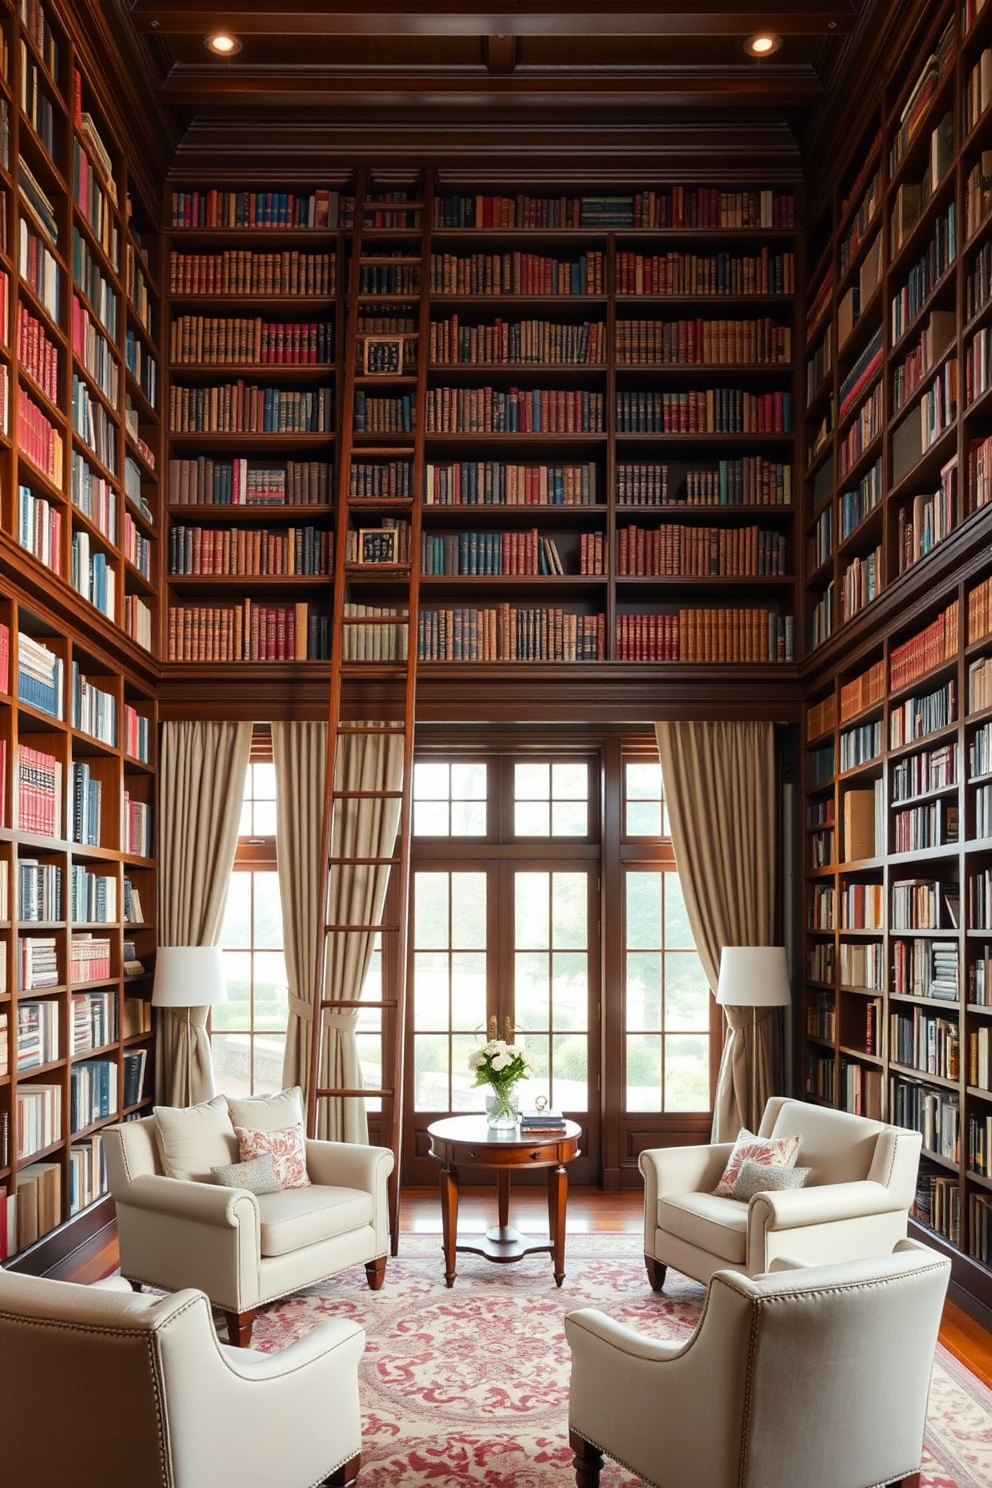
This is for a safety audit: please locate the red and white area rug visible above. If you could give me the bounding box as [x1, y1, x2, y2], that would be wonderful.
[251, 1234, 992, 1487]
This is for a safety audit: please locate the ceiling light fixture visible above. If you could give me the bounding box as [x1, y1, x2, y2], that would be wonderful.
[205, 32, 242, 56]
[744, 33, 783, 57]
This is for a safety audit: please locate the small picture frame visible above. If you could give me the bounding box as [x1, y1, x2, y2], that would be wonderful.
[363, 336, 404, 376]
[359, 528, 398, 564]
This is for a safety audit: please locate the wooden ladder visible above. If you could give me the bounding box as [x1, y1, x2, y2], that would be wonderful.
[306, 170, 429, 1249]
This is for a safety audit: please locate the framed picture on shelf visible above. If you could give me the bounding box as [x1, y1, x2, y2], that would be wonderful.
[358, 528, 398, 565]
[363, 337, 404, 376]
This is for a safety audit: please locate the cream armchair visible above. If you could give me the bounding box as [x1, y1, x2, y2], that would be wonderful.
[566, 1241, 950, 1488]
[640, 1096, 922, 1289]
[105, 1106, 394, 1346]
[0, 1271, 364, 1488]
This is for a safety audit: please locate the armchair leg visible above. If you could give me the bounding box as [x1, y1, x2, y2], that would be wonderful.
[128, 1280, 143, 1293]
[365, 1257, 387, 1291]
[890, 1477, 920, 1488]
[645, 1255, 667, 1291]
[323, 1452, 361, 1486]
[569, 1431, 604, 1488]
[223, 1309, 257, 1347]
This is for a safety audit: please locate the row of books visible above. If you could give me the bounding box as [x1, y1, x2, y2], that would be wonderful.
[70, 866, 117, 925]
[356, 262, 419, 296]
[73, 452, 117, 541]
[69, 935, 111, 984]
[840, 941, 884, 992]
[17, 998, 59, 1069]
[424, 460, 596, 506]
[890, 680, 956, 750]
[14, 1159, 61, 1249]
[614, 317, 791, 366]
[970, 721, 992, 779]
[169, 188, 349, 230]
[20, 216, 60, 323]
[420, 530, 571, 577]
[893, 938, 959, 1001]
[417, 606, 604, 663]
[840, 545, 882, 623]
[425, 387, 605, 435]
[614, 388, 792, 434]
[839, 719, 882, 772]
[169, 382, 334, 434]
[840, 658, 885, 723]
[70, 1133, 107, 1216]
[17, 299, 59, 403]
[124, 513, 153, 579]
[970, 655, 992, 713]
[71, 137, 118, 272]
[890, 1009, 959, 1080]
[429, 251, 605, 297]
[614, 247, 794, 297]
[74, 295, 120, 407]
[891, 740, 958, 802]
[969, 573, 992, 645]
[18, 384, 63, 484]
[889, 207, 957, 344]
[891, 878, 958, 931]
[840, 1061, 882, 1121]
[889, 19, 954, 175]
[71, 531, 116, 619]
[73, 990, 117, 1053]
[618, 458, 791, 507]
[18, 484, 61, 574]
[70, 1058, 117, 1132]
[71, 374, 118, 475]
[615, 524, 786, 577]
[428, 316, 605, 366]
[890, 601, 959, 694]
[16, 745, 61, 837]
[967, 236, 992, 329]
[168, 456, 332, 506]
[353, 391, 414, 434]
[838, 385, 883, 481]
[19, 859, 61, 921]
[169, 316, 334, 366]
[72, 227, 118, 340]
[71, 761, 102, 848]
[169, 248, 335, 297]
[614, 609, 794, 664]
[166, 601, 331, 663]
[841, 881, 883, 930]
[350, 459, 412, 500]
[891, 1078, 958, 1163]
[430, 188, 795, 231]
[893, 798, 959, 853]
[168, 525, 333, 577]
[125, 329, 157, 408]
[123, 791, 151, 858]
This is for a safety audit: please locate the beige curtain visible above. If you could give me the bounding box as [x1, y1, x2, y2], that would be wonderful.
[156, 720, 253, 1106]
[273, 720, 327, 1108]
[655, 721, 778, 1139]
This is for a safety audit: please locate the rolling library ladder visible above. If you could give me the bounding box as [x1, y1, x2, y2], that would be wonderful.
[306, 174, 429, 1248]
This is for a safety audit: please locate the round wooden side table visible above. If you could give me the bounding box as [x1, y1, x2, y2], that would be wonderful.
[426, 1114, 582, 1288]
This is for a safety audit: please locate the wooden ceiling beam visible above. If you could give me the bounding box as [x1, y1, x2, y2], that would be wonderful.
[160, 64, 824, 106]
[131, 1, 857, 38]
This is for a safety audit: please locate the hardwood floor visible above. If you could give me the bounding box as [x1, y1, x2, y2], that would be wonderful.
[71, 1184, 992, 1386]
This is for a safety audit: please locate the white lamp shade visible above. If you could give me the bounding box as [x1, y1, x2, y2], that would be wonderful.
[716, 946, 791, 1008]
[152, 946, 228, 1008]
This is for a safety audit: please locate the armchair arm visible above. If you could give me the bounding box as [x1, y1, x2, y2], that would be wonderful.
[121, 1173, 260, 1228]
[219, 1316, 365, 1378]
[305, 1140, 394, 1193]
[747, 1180, 912, 1275]
[750, 1180, 900, 1232]
[565, 1308, 685, 1364]
[639, 1142, 732, 1254]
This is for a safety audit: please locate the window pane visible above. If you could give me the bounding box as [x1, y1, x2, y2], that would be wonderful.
[252, 1033, 285, 1094]
[451, 951, 487, 1031]
[215, 951, 252, 1031]
[664, 953, 710, 1031]
[515, 800, 549, 836]
[625, 951, 662, 1031]
[451, 761, 487, 799]
[551, 800, 587, 836]
[627, 762, 662, 800]
[253, 951, 289, 1030]
[515, 761, 549, 800]
[414, 873, 449, 948]
[626, 1033, 662, 1111]
[523, 1037, 550, 1107]
[664, 874, 695, 949]
[626, 800, 662, 837]
[515, 951, 550, 1031]
[414, 799, 449, 836]
[451, 873, 487, 950]
[238, 797, 252, 836]
[253, 762, 277, 799]
[452, 1033, 487, 1111]
[626, 872, 661, 949]
[252, 800, 277, 836]
[414, 761, 450, 799]
[552, 762, 587, 799]
[414, 951, 449, 1031]
[414, 1034, 449, 1110]
[516, 872, 549, 949]
[552, 951, 587, 1029]
[664, 1035, 710, 1111]
[552, 873, 587, 949]
[625, 762, 665, 839]
[212, 1033, 253, 1099]
[253, 872, 283, 949]
[553, 1033, 587, 1111]
[221, 873, 251, 948]
[451, 799, 486, 835]
[356, 1032, 382, 1109]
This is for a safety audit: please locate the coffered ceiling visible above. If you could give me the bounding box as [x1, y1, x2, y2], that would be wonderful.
[113, 1, 865, 149]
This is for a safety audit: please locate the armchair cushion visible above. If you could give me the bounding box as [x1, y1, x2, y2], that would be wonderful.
[256, 1184, 373, 1257]
[713, 1128, 802, 1196]
[732, 1160, 810, 1201]
[211, 1153, 282, 1195]
[235, 1121, 311, 1189]
[657, 1192, 747, 1263]
[153, 1095, 238, 1181]
[227, 1085, 305, 1132]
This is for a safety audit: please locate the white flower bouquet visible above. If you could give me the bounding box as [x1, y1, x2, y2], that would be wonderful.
[469, 1038, 533, 1125]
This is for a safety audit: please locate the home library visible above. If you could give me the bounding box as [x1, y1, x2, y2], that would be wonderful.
[801, 0, 992, 1305]
[0, 0, 160, 1264]
[161, 170, 801, 674]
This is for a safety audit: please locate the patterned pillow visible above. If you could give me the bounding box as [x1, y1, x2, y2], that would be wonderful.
[732, 1158, 811, 1202]
[235, 1121, 311, 1189]
[713, 1129, 802, 1197]
[211, 1152, 282, 1195]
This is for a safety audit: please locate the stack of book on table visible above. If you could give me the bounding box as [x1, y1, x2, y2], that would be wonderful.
[519, 1107, 567, 1135]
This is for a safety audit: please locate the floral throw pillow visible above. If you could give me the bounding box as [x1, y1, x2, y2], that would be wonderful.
[713, 1129, 802, 1198]
[234, 1122, 311, 1190]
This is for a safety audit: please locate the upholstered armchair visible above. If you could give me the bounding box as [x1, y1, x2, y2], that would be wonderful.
[566, 1240, 950, 1488]
[104, 1090, 394, 1346]
[0, 1271, 365, 1488]
[640, 1096, 922, 1289]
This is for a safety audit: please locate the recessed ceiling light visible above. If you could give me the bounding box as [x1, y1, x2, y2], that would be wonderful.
[745, 33, 783, 57]
[205, 32, 242, 56]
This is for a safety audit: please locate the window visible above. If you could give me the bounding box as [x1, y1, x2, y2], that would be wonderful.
[413, 760, 487, 836]
[212, 757, 290, 1098]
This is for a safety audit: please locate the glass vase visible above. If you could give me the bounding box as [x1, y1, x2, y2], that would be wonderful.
[485, 1085, 520, 1130]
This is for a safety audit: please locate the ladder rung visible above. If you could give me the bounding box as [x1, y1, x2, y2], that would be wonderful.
[319, 999, 398, 1010]
[315, 1088, 393, 1099]
[325, 922, 401, 933]
[332, 790, 404, 799]
[336, 725, 406, 735]
[328, 855, 402, 867]
[342, 616, 408, 625]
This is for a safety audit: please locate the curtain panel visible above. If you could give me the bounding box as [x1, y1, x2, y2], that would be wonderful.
[156, 720, 253, 1106]
[654, 720, 778, 1138]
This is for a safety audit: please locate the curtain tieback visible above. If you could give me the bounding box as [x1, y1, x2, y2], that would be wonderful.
[323, 1009, 361, 1029]
[289, 994, 314, 1023]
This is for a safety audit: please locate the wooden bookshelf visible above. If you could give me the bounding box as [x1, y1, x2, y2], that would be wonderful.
[0, 0, 161, 1265]
[801, 0, 992, 1307]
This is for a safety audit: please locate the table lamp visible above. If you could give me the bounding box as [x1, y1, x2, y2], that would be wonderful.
[716, 946, 791, 1130]
[152, 945, 228, 1102]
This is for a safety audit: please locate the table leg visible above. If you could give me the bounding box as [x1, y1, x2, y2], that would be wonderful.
[497, 1167, 510, 1227]
[548, 1162, 568, 1287]
[439, 1163, 459, 1288]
